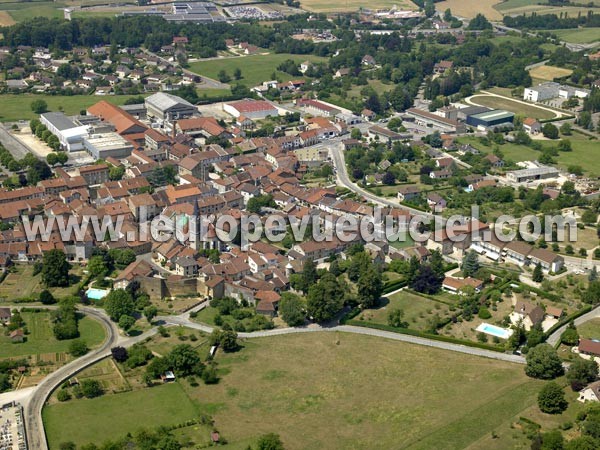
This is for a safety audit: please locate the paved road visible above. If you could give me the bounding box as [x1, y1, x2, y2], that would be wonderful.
[328, 140, 441, 222]
[0, 123, 32, 160]
[160, 315, 526, 364]
[25, 307, 157, 450]
[547, 305, 600, 347]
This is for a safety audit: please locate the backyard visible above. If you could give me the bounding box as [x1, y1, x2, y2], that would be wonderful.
[0, 264, 85, 300]
[188, 53, 327, 88]
[0, 311, 106, 359]
[577, 318, 600, 340]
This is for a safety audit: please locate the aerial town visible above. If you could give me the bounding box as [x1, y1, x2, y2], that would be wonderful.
[0, 0, 599, 449]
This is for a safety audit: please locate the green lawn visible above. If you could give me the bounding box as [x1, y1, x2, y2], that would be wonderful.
[188, 53, 327, 88]
[357, 290, 452, 332]
[43, 382, 199, 449]
[0, 311, 105, 358]
[0, 264, 85, 300]
[550, 28, 600, 44]
[180, 332, 543, 450]
[577, 318, 600, 340]
[456, 134, 600, 175]
[0, 1, 65, 22]
[0, 94, 148, 122]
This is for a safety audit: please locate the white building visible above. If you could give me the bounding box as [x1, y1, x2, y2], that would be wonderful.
[40, 112, 88, 152]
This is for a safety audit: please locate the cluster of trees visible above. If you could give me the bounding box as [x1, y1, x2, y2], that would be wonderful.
[29, 118, 62, 153]
[0, 142, 52, 188]
[59, 428, 183, 450]
[42, 250, 71, 287]
[103, 289, 140, 331]
[87, 248, 137, 286]
[504, 11, 600, 30]
[208, 296, 274, 332]
[247, 194, 276, 214]
[52, 298, 81, 340]
[145, 343, 219, 385]
[403, 251, 445, 295]
[0, 359, 28, 393]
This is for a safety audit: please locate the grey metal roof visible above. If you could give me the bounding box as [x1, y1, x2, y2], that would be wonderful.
[145, 92, 194, 112]
[40, 112, 77, 131]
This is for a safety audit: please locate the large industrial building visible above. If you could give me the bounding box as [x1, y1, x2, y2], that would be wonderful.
[83, 132, 134, 159]
[524, 82, 590, 102]
[507, 166, 560, 183]
[405, 108, 466, 134]
[145, 92, 197, 121]
[223, 99, 279, 120]
[40, 112, 89, 152]
[465, 109, 514, 130]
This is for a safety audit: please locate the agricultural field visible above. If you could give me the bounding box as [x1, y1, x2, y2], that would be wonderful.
[299, 0, 418, 13]
[0, 1, 64, 23]
[550, 28, 600, 44]
[529, 65, 573, 82]
[43, 382, 201, 449]
[189, 53, 327, 88]
[437, 0, 503, 20]
[0, 264, 85, 300]
[465, 94, 560, 120]
[0, 94, 148, 122]
[356, 290, 453, 332]
[0, 10, 14, 25]
[0, 311, 105, 359]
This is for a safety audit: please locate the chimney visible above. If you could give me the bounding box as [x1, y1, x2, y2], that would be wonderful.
[172, 120, 177, 140]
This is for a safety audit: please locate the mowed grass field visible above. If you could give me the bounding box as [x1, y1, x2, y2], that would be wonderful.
[0, 264, 84, 299]
[0, 1, 64, 22]
[437, 0, 503, 20]
[43, 382, 199, 449]
[551, 28, 600, 44]
[466, 94, 559, 120]
[189, 53, 327, 88]
[0, 10, 15, 25]
[456, 133, 600, 175]
[577, 318, 600, 340]
[0, 311, 105, 359]
[299, 0, 417, 13]
[0, 94, 148, 122]
[529, 64, 573, 81]
[179, 333, 542, 450]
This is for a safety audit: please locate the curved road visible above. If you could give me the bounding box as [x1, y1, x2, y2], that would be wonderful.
[547, 305, 600, 347]
[25, 304, 525, 450]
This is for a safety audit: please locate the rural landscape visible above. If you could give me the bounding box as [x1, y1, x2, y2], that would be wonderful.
[0, 0, 598, 449]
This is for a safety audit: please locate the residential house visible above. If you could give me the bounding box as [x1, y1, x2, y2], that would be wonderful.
[510, 300, 544, 331]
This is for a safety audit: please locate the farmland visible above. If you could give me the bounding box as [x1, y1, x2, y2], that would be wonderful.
[550, 28, 600, 44]
[437, 0, 503, 20]
[0, 94, 148, 122]
[0, 311, 106, 359]
[189, 53, 328, 88]
[299, 0, 417, 13]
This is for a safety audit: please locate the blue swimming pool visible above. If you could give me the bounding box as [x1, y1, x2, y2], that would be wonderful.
[476, 323, 513, 340]
[86, 288, 109, 300]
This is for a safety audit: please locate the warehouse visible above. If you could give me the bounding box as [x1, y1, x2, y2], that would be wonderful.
[507, 166, 559, 183]
[83, 132, 134, 159]
[465, 109, 514, 130]
[223, 99, 279, 120]
[405, 108, 466, 134]
[40, 112, 89, 152]
[145, 92, 197, 121]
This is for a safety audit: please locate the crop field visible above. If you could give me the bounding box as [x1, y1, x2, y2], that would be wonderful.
[437, 0, 503, 20]
[0, 94, 148, 122]
[0, 311, 105, 359]
[0, 10, 14, 25]
[188, 53, 327, 88]
[529, 65, 573, 81]
[299, 0, 418, 13]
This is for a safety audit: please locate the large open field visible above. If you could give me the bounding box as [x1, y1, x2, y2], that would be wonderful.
[577, 318, 600, 340]
[43, 382, 198, 449]
[0, 311, 105, 359]
[465, 94, 560, 120]
[529, 65, 573, 81]
[189, 53, 327, 88]
[184, 333, 541, 450]
[437, 0, 503, 20]
[300, 0, 417, 13]
[0, 94, 147, 122]
[550, 28, 600, 44]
